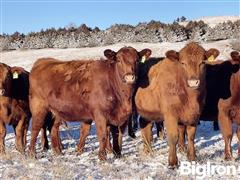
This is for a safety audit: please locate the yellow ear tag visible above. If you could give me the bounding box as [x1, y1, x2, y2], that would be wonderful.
[208, 55, 216, 62]
[141, 55, 146, 63]
[13, 72, 19, 79]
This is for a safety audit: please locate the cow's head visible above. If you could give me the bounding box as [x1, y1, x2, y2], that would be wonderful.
[0, 63, 12, 96]
[104, 47, 151, 84]
[166, 42, 219, 89]
[231, 51, 240, 64]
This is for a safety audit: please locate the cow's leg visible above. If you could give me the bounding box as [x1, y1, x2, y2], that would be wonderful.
[118, 127, 123, 153]
[237, 126, 240, 157]
[23, 121, 29, 149]
[111, 121, 127, 158]
[186, 125, 197, 161]
[15, 116, 26, 154]
[218, 100, 233, 160]
[0, 122, 6, 154]
[41, 112, 54, 151]
[50, 118, 62, 155]
[164, 115, 178, 169]
[128, 115, 136, 139]
[132, 110, 138, 131]
[106, 125, 112, 153]
[156, 121, 164, 140]
[12, 124, 17, 135]
[118, 121, 128, 154]
[94, 112, 107, 161]
[139, 117, 153, 154]
[28, 99, 47, 157]
[77, 122, 91, 155]
[178, 124, 186, 153]
[111, 125, 121, 158]
[213, 120, 219, 131]
[41, 128, 49, 151]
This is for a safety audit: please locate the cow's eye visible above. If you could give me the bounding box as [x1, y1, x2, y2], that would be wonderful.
[181, 62, 186, 65]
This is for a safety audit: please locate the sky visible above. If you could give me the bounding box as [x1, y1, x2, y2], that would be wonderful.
[0, 0, 239, 35]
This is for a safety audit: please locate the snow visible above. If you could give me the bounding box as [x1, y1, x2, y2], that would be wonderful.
[179, 15, 240, 28]
[0, 122, 239, 179]
[0, 39, 236, 72]
[0, 40, 239, 179]
[195, 16, 240, 28]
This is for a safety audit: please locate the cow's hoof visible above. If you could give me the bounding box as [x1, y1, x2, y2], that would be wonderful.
[106, 147, 113, 154]
[128, 132, 137, 139]
[16, 147, 25, 154]
[52, 148, 62, 156]
[98, 151, 107, 161]
[143, 146, 154, 155]
[187, 153, 196, 162]
[114, 153, 122, 159]
[42, 147, 49, 152]
[178, 146, 187, 154]
[0, 150, 6, 155]
[99, 156, 107, 161]
[167, 164, 178, 170]
[0, 146, 6, 155]
[27, 151, 36, 159]
[224, 155, 232, 161]
[41, 143, 50, 151]
[158, 134, 165, 141]
[235, 156, 240, 161]
[76, 149, 84, 155]
[44, 145, 50, 151]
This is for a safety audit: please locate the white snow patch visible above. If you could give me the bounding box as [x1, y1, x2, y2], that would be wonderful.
[179, 15, 240, 28]
[0, 40, 236, 72]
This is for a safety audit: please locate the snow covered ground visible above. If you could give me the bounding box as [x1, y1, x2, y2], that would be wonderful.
[0, 122, 240, 179]
[0, 39, 236, 71]
[0, 40, 240, 179]
[179, 15, 240, 28]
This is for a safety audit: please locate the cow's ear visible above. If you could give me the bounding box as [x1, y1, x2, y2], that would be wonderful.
[205, 48, 220, 61]
[138, 49, 152, 62]
[10, 67, 25, 79]
[166, 50, 179, 61]
[104, 49, 117, 61]
[231, 51, 240, 62]
[10, 67, 20, 79]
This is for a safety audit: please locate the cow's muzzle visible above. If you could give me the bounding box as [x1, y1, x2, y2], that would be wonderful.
[187, 79, 200, 89]
[0, 89, 5, 96]
[123, 74, 136, 84]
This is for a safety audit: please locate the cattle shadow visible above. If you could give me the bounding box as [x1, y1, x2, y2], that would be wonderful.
[195, 121, 238, 145]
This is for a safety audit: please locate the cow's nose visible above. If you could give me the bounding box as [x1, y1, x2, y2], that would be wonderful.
[0, 89, 5, 96]
[124, 74, 136, 84]
[187, 79, 200, 89]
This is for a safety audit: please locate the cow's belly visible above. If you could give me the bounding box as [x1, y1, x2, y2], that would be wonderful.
[48, 96, 92, 121]
[231, 105, 240, 124]
[135, 88, 162, 120]
[178, 102, 201, 125]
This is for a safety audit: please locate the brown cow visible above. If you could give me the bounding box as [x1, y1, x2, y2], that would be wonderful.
[0, 63, 31, 154]
[177, 52, 240, 153]
[28, 47, 151, 160]
[76, 53, 155, 157]
[135, 42, 219, 168]
[218, 51, 240, 160]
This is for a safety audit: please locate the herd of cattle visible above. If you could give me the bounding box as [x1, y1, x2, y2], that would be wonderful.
[0, 42, 239, 169]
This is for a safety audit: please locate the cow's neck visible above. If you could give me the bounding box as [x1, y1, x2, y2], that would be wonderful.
[112, 63, 133, 103]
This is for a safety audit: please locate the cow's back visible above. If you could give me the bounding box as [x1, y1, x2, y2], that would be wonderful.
[30, 58, 117, 122]
[30, 58, 96, 97]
